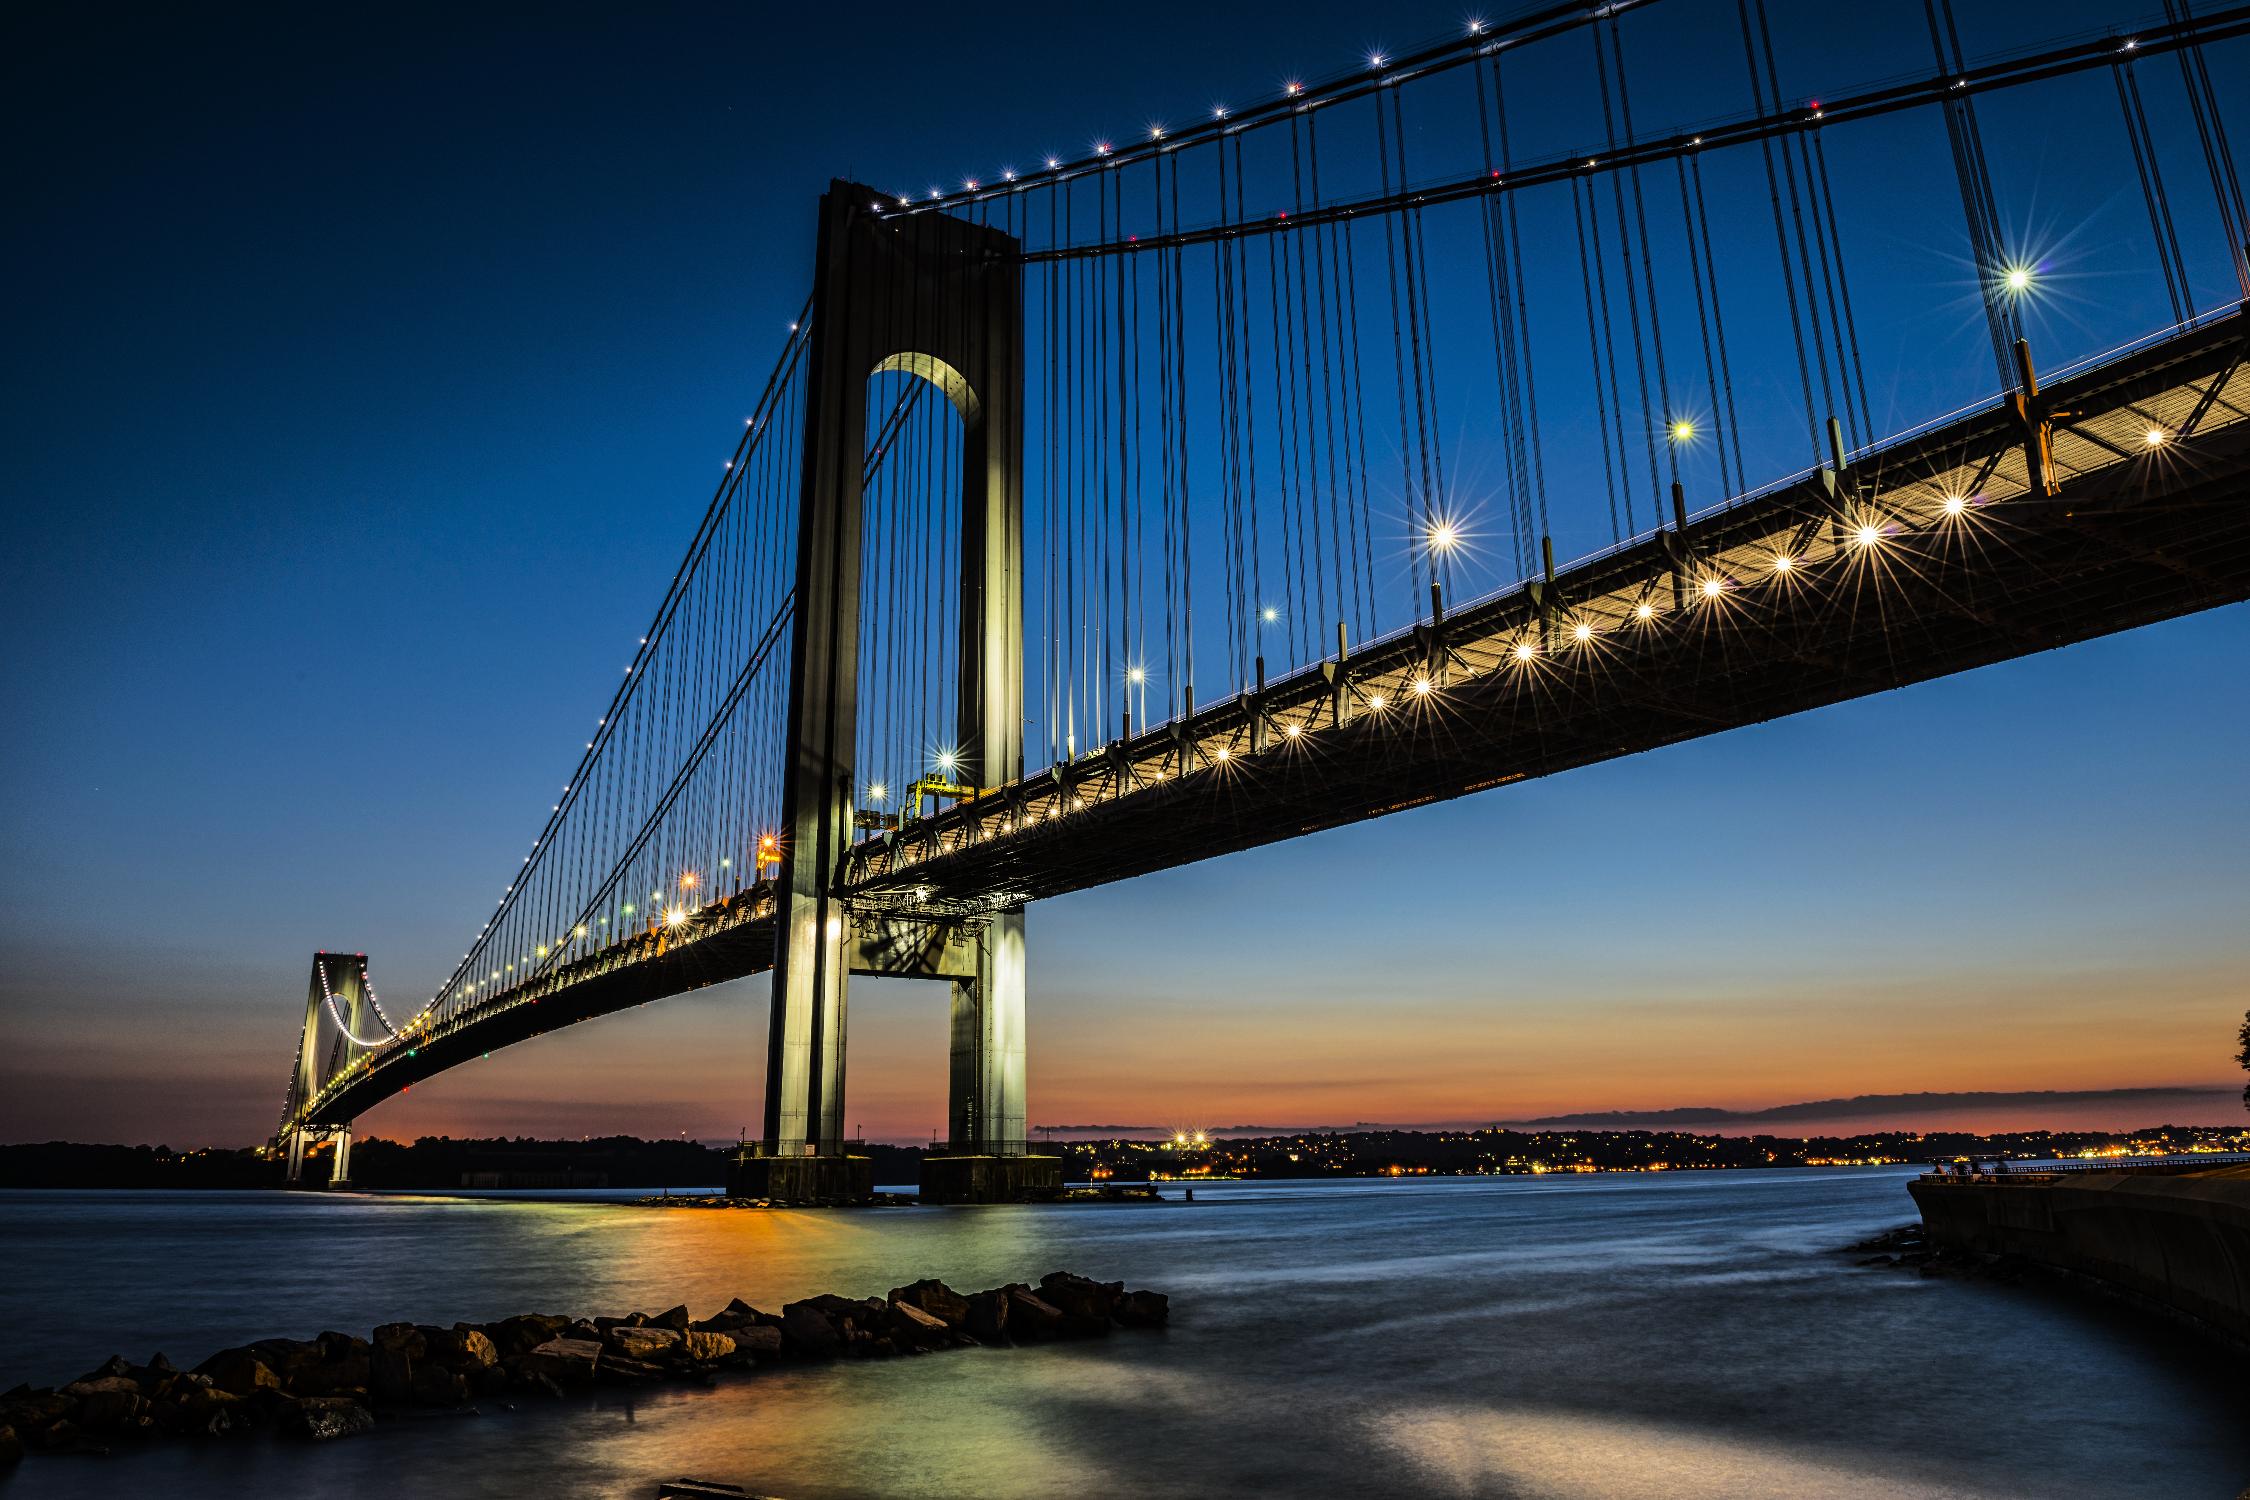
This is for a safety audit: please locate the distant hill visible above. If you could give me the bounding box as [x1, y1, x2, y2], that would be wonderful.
[1511, 1086, 2238, 1130]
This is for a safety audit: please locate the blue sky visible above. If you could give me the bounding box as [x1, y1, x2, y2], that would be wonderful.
[3, 0, 2245, 1145]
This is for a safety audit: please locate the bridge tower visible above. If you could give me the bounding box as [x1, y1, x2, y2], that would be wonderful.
[278, 952, 371, 1189]
[733, 181, 1058, 1203]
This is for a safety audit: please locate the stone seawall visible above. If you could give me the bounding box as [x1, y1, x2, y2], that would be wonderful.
[1909, 1165, 2250, 1347]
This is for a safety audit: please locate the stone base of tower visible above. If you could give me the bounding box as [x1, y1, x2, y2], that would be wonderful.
[725, 1154, 874, 1204]
[919, 1154, 1064, 1205]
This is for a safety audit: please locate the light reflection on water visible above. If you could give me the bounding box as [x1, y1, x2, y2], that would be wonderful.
[1, 1168, 2241, 1499]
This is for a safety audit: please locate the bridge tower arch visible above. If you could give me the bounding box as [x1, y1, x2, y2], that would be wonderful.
[746, 181, 1052, 1201]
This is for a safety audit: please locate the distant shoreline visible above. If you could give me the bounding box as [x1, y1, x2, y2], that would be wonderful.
[5, 1121, 2243, 1192]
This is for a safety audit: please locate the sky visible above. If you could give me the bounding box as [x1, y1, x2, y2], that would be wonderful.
[3, 0, 2246, 1148]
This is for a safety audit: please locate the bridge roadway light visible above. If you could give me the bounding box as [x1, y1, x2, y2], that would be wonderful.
[1411, 675, 1434, 696]
[1635, 602, 1655, 620]
[1670, 418, 1696, 443]
[2002, 263, 2035, 295]
[1771, 553, 1793, 573]
[1572, 621, 1593, 643]
[1700, 577, 1725, 598]
[1127, 666, 1145, 685]
[1261, 606, 1279, 624]
[1854, 524, 1883, 548]
[1941, 494, 1968, 516]
[1513, 641, 1535, 661]
[1366, 693, 1387, 711]
[1428, 521, 1459, 553]
[2144, 427, 2169, 448]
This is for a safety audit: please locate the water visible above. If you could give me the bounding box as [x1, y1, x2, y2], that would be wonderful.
[2, 1169, 2240, 1498]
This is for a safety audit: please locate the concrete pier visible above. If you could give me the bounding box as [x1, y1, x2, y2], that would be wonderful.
[919, 1154, 1063, 1205]
[724, 1153, 874, 1204]
[1910, 1164, 2250, 1348]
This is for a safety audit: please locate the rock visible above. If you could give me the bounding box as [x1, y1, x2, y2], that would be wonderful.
[73, 1388, 151, 1433]
[885, 1299, 953, 1351]
[62, 1375, 141, 1400]
[597, 1356, 666, 1385]
[681, 1330, 735, 1364]
[1003, 1288, 1066, 1342]
[168, 1386, 243, 1437]
[72, 1356, 134, 1386]
[489, 1314, 571, 1358]
[1114, 1289, 1169, 1328]
[1036, 1273, 1119, 1337]
[778, 1302, 842, 1358]
[283, 1396, 375, 1442]
[370, 1343, 414, 1405]
[0, 1423, 21, 1470]
[726, 1325, 783, 1360]
[426, 1326, 498, 1370]
[408, 1364, 470, 1406]
[198, 1350, 281, 1399]
[518, 1337, 601, 1385]
[607, 1325, 684, 1362]
[889, 1279, 972, 1328]
[247, 1338, 328, 1385]
[965, 1288, 1010, 1345]
[651, 1304, 692, 1332]
[698, 1296, 774, 1331]
[371, 1323, 426, 1356]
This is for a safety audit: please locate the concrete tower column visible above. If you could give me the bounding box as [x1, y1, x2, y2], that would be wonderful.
[746, 181, 1024, 1203]
[329, 1126, 353, 1188]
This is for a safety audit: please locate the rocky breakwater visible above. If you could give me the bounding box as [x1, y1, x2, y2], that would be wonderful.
[0, 1270, 1167, 1467]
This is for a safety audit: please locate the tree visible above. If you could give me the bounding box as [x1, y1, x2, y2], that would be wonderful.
[2240, 1009, 2250, 1112]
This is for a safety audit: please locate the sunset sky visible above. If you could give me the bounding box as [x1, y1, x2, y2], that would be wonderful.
[5, 0, 2246, 1148]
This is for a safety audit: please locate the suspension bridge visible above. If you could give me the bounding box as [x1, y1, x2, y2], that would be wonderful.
[275, 0, 2250, 1200]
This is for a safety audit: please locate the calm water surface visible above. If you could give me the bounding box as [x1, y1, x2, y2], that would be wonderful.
[1, 1169, 2240, 1498]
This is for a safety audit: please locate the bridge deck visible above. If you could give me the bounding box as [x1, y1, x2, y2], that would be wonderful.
[843, 311, 2250, 915]
[300, 311, 2248, 1129]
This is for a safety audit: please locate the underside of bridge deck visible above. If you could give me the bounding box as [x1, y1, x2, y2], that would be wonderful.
[841, 313, 2250, 919]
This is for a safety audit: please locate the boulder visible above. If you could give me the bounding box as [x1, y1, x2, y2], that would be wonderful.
[518, 1337, 600, 1385]
[370, 1344, 414, 1405]
[1003, 1288, 1066, 1342]
[681, 1330, 735, 1364]
[596, 1356, 667, 1385]
[62, 1375, 141, 1400]
[1114, 1289, 1169, 1328]
[73, 1388, 151, 1433]
[426, 1326, 498, 1370]
[607, 1325, 684, 1363]
[71, 1356, 135, 1386]
[695, 1296, 774, 1332]
[0, 1422, 21, 1471]
[246, 1338, 328, 1385]
[489, 1314, 571, 1359]
[965, 1289, 1010, 1345]
[889, 1279, 972, 1328]
[886, 1299, 953, 1351]
[283, 1396, 375, 1442]
[1039, 1273, 1121, 1318]
[371, 1323, 427, 1358]
[167, 1386, 243, 1438]
[777, 1302, 841, 1358]
[726, 1325, 783, 1361]
[198, 1350, 281, 1399]
[407, 1364, 469, 1406]
[651, 1304, 692, 1332]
